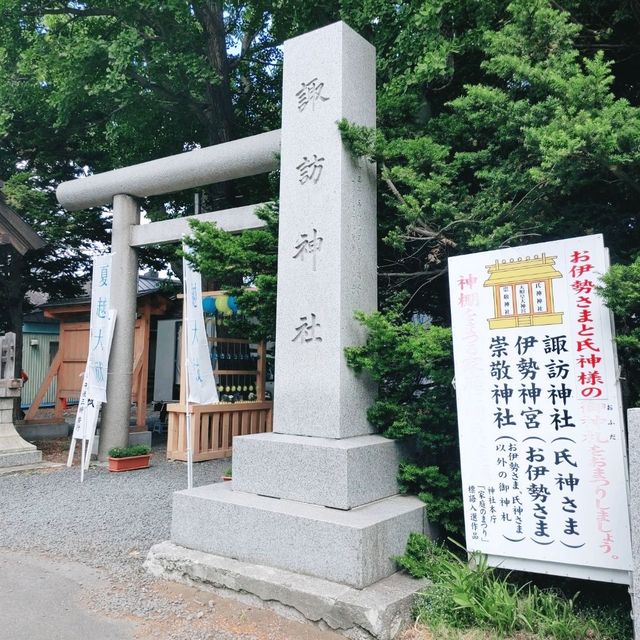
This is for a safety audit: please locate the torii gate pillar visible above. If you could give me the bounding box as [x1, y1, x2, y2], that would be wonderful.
[98, 194, 140, 459]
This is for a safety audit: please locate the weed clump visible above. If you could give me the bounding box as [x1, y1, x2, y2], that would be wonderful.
[396, 534, 631, 639]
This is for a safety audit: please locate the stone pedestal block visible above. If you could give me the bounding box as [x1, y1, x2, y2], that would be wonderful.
[146, 541, 428, 640]
[171, 482, 425, 589]
[232, 433, 400, 510]
[0, 449, 42, 468]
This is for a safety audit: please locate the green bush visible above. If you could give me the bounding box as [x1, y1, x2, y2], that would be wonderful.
[345, 303, 463, 535]
[107, 445, 151, 458]
[599, 257, 640, 407]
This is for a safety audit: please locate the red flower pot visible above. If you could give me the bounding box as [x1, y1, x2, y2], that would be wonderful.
[108, 454, 152, 472]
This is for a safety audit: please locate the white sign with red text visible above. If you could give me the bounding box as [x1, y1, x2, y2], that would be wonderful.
[449, 234, 632, 583]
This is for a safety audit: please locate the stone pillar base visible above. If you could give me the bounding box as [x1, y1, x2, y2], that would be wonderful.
[146, 541, 427, 640]
[0, 395, 43, 468]
[0, 448, 43, 468]
[171, 482, 425, 590]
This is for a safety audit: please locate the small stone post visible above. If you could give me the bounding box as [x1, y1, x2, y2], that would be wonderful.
[98, 194, 140, 459]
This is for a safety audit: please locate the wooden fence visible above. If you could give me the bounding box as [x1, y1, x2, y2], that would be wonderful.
[166, 401, 272, 461]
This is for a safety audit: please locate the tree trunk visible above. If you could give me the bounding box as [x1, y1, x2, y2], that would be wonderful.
[193, 1, 237, 208]
[3, 248, 25, 419]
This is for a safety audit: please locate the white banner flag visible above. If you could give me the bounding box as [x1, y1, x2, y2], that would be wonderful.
[86, 254, 114, 402]
[71, 311, 116, 442]
[183, 250, 218, 405]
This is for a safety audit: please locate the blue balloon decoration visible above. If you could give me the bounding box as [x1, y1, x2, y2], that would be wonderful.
[227, 296, 239, 314]
[202, 296, 216, 314]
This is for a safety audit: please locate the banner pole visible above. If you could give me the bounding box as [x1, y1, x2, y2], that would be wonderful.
[182, 259, 193, 490]
[80, 436, 86, 483]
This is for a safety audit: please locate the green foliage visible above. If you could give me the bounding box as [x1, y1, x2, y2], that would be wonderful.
[184, 201, 279, 342]
[397, 534, 631, 639]
[345, 300, 463, 534]
[337, 118, 383, 163]
[0, 0, 286, 332]
[339, 0, 640, 317]
[0, 172, 109, 335]
[107, 444, 151, 458]
[599, 257, 640, 406]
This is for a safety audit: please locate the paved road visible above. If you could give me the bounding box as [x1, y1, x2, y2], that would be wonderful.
[0, 550, 135, 640]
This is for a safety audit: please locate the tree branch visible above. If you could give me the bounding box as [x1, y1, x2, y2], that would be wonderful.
[609, 164, 640, 196]
[379, 270, 447, 278]
[381, 162, 407, 206]
[23, 6, 117, 18]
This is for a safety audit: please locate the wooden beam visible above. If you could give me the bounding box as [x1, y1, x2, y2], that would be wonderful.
[23, 349, 62, 421]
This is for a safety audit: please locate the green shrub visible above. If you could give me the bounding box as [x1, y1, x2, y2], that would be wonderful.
[107, 444, 151, 458]
[599, 257, 640, 407]
[345, 304, 463, 535]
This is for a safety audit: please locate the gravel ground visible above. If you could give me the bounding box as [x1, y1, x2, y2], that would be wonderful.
[1, 438, 340, 640]
[0, 440, 227, 580]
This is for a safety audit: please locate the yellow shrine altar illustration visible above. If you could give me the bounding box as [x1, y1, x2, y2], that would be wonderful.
[483, 254, 564, 329]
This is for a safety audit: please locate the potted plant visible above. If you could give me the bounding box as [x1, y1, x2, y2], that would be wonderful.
[222, 466, 232, 482]
[107, 444, 152, 472]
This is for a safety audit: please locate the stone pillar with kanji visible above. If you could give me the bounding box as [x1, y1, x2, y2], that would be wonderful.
[169, 21, 425, 592]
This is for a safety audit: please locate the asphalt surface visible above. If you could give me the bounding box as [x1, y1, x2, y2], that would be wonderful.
[0, 550, 134, 640]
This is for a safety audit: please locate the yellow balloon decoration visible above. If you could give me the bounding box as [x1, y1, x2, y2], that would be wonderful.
[215, 295, 233, 316]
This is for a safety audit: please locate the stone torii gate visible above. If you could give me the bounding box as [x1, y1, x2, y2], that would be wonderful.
[58, 22, 425, 638]
[58, 131, 279, 459]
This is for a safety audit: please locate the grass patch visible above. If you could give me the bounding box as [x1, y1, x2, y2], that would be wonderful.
[397, 534, 631, 639]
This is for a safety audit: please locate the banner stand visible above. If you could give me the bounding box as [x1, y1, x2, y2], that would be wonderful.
[182, 241, 219, 490]
[67, 310, 116, 480]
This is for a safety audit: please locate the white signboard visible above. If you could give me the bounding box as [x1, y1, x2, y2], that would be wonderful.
[449, 234, 632, 583]
[182, 251, 218, 405]
[86, 253, 113, 402]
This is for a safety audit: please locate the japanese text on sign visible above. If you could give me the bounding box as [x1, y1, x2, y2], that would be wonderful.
[449, 235, 631, 582]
